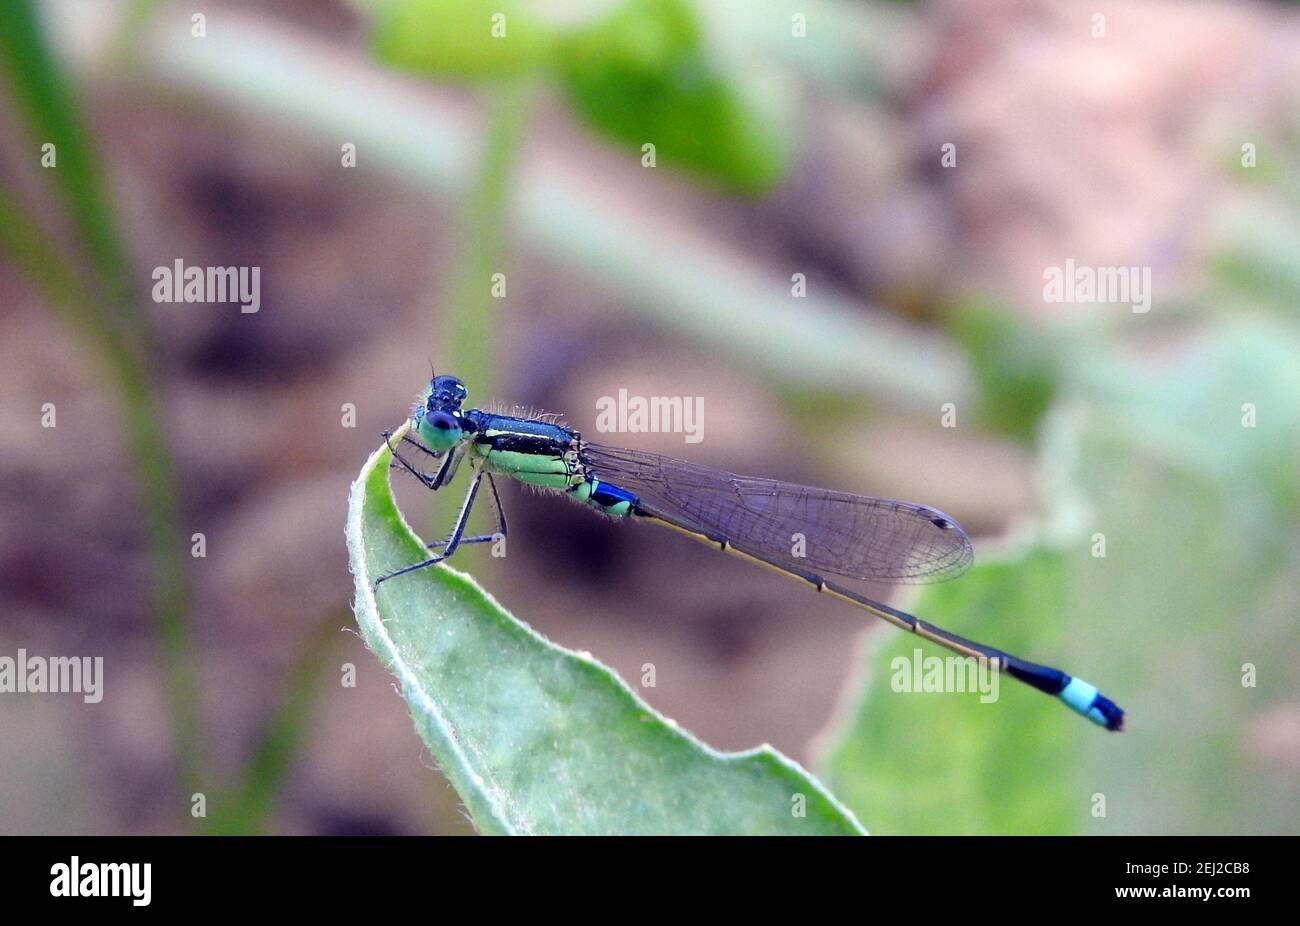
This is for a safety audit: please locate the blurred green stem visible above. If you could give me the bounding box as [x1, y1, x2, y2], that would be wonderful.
[110, 0, 168, 64]
[202, 618, 341, 835]
[442, 80, 538, 400]
[0, 1, 204, 822]
[429, 81, 536, 540]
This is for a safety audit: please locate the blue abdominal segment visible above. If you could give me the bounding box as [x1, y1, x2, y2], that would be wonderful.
[576, 477, 637, 517]
[1058, 677, 1125, 731]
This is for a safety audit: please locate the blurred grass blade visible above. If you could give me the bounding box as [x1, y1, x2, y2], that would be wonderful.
[346, 430, 866, 835]
[0, 0, 137, 316]
[0, 0, 204, 813]
[202, 618, 341, 835]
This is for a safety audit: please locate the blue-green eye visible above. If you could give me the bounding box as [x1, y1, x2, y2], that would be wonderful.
[418, 410, 463, 452]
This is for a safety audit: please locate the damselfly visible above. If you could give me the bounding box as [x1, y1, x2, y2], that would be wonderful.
[375, 374, 1124, 731]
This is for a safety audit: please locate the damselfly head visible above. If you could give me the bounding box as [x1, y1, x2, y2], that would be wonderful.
[428, 374, 468, 411]
[411, 374, 470, 452]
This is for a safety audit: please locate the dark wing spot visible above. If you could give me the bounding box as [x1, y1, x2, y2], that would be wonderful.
[931, 516, 952, 529]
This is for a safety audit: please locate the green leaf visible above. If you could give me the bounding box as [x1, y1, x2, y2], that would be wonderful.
[557, 0, 793, 194]
[346, 430, 865, 835]
[950, 299, 1058, 442]
[820, 539, 1080, 835]
[372, 0, 556, 81]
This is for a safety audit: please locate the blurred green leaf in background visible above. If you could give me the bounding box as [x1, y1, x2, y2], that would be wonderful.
[372, 0, 793, 194]
[558, 0, 793, 194]
[823, 317, 1300, 835]
[373, 0, 557, 80]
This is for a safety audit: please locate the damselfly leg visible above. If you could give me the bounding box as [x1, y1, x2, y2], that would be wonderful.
[373, 463, 486, 588]
[425, 471, 506, 550]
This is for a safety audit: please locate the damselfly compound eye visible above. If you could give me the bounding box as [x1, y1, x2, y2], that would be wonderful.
[417, 409, 464, 453]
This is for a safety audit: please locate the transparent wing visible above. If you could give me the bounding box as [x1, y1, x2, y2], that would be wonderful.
[582, 443, 973, 584]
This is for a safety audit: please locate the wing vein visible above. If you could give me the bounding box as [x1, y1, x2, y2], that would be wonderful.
[581, 443, 972, 584]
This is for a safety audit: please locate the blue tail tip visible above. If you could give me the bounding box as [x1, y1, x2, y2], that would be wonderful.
[1092, 694, 1125, 732]
[1059, 677, 1125, 731]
